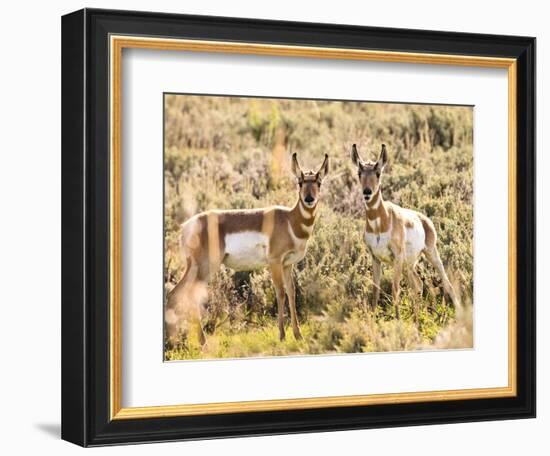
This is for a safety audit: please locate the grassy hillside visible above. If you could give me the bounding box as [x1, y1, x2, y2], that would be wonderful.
[164, 95, 473, 360]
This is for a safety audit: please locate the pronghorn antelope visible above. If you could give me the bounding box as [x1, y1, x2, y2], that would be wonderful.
[165, 153, 330, 348]
[351, 143, 459, 318]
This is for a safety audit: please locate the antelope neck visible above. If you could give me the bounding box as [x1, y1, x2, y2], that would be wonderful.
[289, 198, 317, 239]
[365, 189, 390, 233]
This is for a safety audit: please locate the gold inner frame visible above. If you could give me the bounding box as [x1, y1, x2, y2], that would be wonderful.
[109, 35, 517, 420]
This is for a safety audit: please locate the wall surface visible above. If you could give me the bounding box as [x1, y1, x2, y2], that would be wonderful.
[0, 0, 545, 454]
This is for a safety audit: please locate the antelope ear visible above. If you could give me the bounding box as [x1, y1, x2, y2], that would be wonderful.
[316, 154, 329, 181]
[376, 144, 388, 171]
[291, 153, 304, 181]
[351, 144, 362, 168]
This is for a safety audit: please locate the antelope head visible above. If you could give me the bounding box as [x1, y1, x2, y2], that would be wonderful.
[351, 143, 388, 204]
[291, 153, 329, 208]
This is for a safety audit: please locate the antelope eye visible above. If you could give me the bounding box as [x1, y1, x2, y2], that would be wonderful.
[376, 171, 381, 178]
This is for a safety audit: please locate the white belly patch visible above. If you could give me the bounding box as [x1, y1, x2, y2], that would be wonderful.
[404, 217, 425, 263]
[365, 230, 392, 262]
[223, 231, 269, 271]
[365, 217, 425, 264]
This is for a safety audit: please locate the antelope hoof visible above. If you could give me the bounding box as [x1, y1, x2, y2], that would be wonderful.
[293, 328, 303, 341]
[279, 329, 286, 341]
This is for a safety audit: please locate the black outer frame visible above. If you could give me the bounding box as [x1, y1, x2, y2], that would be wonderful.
[61, 8, 536, 447]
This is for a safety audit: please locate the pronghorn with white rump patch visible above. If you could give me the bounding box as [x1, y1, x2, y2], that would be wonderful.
[165, 153, 329, 348]
[351, 143, 459, 318]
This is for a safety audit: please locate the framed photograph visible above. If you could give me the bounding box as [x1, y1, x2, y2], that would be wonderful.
[61, 8, 535, 447]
